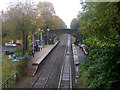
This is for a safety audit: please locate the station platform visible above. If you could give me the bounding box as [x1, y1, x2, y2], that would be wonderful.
[29, 41, 59, 76]
[27, 45, 54, 76]
[32, 45, 54, 64]
[14, 44, 59, 88]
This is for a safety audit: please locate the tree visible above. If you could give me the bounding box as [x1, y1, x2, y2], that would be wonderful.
[70, 18, 79, 29]
[78, 2, 120, 88]
[51, 15, 67, 29]
[36, 1, 55, 30]
[36, 1, 67, 30]
[3, 0, 36, 55]
[2, 1, 67, 55]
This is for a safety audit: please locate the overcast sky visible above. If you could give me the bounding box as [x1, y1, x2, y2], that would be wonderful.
[0, 0, 82, 28]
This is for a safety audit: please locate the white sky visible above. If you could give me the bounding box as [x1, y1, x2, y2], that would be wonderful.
[0, 0, 82, 28]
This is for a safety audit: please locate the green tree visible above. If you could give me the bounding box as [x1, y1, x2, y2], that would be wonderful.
[70, 18, 79, 29]
[2, 1, 67, 55]
[36, 1, 67, 30]
[3, 0, 36, 55]
[78, 2, 120, 89]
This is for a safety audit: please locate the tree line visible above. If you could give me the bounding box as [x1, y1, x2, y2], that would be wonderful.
[71, 2, 120, 89]
[1, 1, 67, 56]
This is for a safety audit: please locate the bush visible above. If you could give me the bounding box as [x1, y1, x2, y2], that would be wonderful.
[78, 36, 120, 89]
[16, 60, 27, 80]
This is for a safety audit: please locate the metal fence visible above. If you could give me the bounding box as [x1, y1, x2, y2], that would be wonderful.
[0, 73, 18, 89]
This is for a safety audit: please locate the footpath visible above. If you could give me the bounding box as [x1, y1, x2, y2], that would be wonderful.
[15, 45, 55, 88]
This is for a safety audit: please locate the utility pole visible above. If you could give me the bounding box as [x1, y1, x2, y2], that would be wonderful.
[32, 33, 34, 50]
[41, 30, 43, 45]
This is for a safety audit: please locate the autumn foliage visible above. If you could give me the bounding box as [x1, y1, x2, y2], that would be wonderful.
[77, 2, 120, 89]
[1, 1, 67, 55]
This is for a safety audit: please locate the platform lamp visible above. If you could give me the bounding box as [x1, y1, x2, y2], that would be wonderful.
[41, 30, 43, 45]
[47, 28, 49, 45]
[39, 28, 41, 45]
[33, 31, 37, 51]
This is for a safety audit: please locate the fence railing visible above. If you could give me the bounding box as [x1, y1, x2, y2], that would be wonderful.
[0, 73, 18, 89]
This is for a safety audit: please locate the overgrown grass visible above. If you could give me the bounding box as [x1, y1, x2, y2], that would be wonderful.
[2, 55, 19, 82]
[1, 41, 33, 86]
[1, 44, 31, 84]
[71, 36, 75, 44]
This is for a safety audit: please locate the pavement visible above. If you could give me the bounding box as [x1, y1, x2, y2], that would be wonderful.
[32, 45, 54, 63]
[2, 45, 21, 52]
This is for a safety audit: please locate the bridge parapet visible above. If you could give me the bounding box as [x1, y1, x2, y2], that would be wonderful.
[42, 29, 83, 44]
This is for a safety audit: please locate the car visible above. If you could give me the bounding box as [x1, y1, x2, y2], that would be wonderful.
[5, 42, 17, 47]
[15, 39, 22, 45]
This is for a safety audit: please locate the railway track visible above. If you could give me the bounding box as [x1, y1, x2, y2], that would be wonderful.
[30, 35, 70, 88]
[30, 44, 61, 88]
[58, 35, 72, 89]
[58, 55, 72, 89]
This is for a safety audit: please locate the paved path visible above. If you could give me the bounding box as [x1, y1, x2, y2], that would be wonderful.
[2, 46, 21, 52]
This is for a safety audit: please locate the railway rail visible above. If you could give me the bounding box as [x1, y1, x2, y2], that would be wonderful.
[58, 35, 72, 89]
[30, 34, 73, 89]
[30, 44, 61, 88]
[58, 55, 72, 88]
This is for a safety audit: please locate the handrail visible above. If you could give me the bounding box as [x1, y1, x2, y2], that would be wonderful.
[0, 73, 18, 88]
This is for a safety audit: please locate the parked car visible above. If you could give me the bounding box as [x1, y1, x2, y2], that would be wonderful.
[15, 39, 22, 45]
[5, 42, 17, 47]
[5, 51, 14, 55]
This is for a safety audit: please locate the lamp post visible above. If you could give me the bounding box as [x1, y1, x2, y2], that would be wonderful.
[38, 29, 44, 46]
[39, 28, 41, 45]
[47, 28, 49, 45]
[32, 33, 34, 50]
[32, 32, 37, 50]
[41, 30, 43, 45]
